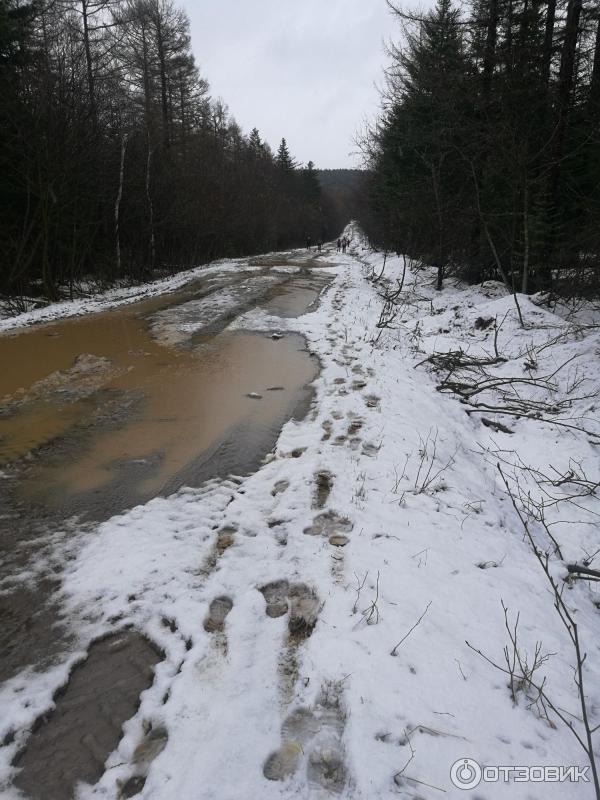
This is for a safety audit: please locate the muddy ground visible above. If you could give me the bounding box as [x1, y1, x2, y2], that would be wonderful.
[0, 254, 332, 799]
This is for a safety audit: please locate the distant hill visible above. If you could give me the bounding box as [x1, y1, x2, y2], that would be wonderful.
[318, 169, 365, 191]
[318, 170, 368, 234]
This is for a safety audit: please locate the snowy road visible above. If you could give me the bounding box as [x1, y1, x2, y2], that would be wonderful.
[1, 233, 600, 799]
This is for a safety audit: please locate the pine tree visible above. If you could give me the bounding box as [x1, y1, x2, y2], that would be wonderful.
[363, 0, 600, 295]
[0, 0, 334, 301]
[302, 160, 321, 205]
[374, 0, 473, 287]
[248, 127, 263, 154]
[276, 137, 295, 171]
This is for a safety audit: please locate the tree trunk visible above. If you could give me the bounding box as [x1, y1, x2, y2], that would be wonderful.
[589, 15, 600, 113]
[115, 133, 128, 274]
[145, 136, 155, 271]
[506, 0, 514, 74]
[521, 180, 529, 294]
[155, 16, 170, 149]
[81, 0, 97, 122]
[542, 0, 556, 89]
[545, 0, 582, 262]
[429, 159, 445, 291]
[482, 0, 499, 97]
[141, 21, 152, 128]
[556, 0, 582, 116]
[179, 77, 187, 154]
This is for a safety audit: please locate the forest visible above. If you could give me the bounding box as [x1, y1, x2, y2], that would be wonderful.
[361, 0, 600, 296]
[4, 0, 600, 304]
[0, 0, 344, 306]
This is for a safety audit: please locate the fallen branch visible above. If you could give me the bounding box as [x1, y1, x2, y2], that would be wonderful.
[390, 602, 432, 656]
[567, 564, 600, 582]
[465, 406, 600, 441]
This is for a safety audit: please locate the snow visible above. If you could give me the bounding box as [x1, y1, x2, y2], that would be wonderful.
[0, 254, 284, 334]
[1, 229, 600, 798]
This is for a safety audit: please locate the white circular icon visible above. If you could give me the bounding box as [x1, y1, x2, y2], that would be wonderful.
[450, 758, 483, 790]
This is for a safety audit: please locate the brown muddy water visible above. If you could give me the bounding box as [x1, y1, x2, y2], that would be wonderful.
[1, 325, 315, 511]
[0, 269, 327, 517]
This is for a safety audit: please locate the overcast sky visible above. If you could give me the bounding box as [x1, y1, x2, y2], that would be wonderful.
[182, 0, 403, 169]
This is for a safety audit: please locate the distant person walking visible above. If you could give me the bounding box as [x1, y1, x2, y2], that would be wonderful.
[306, 235, 311, 251]
[342, 237, 347, 254]
[337, 238, 341, 252]
[317, 239, 322, 253]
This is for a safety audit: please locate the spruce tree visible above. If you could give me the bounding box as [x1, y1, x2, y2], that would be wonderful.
[276, 138, 296, 171]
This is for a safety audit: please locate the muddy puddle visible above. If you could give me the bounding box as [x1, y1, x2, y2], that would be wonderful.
[12, 630, 162, 800]
[11, 330, 317, 516]
[0, 268, 327, 518]
[261, 274, 326, 318]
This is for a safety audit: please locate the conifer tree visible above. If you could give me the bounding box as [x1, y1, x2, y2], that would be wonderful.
[363, 0, 600, 296]
[276, 138, 296, 171]
[0, 0, 332, 301]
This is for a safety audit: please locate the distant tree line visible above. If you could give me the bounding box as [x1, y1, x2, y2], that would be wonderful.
[361, 0, 600, 295]
[0, 0, 328, 305]
[318, 169, 369, 237]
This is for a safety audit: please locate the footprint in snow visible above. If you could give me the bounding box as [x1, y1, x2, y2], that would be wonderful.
[346, 418, 364, 436]
[272, 479, 289, 497]
[288, 583, 320, 642]
[263, 708, 320, 781]
[304, 511, 353, 540]
[362, 442, 380, 457]
[119, 724, 169, 798]
[263, 683, 348, 795]
[203, 596, 233, 633]
[259, 581, 321, 706]
[260, 580, 290, 618]
[364, 394, 380, 409]
[199, 525, 237, 576]
[259, 581, 320, 639]
[314, 470, 334, 508]
[304, 511, 353, 583]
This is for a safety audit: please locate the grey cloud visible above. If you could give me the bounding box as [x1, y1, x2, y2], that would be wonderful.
[183, 0, 404, 168]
